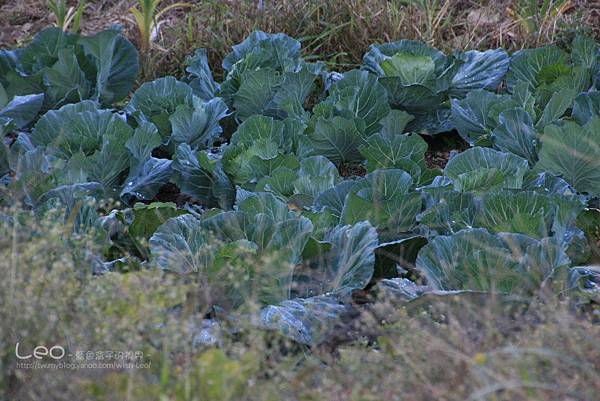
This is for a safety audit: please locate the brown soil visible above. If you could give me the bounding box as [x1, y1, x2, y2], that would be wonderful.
[422, 131, 469, 169]
[339, 163, 367, 178]
[0, 0, 134, 48]
[425, 149, 454, 170]
[152, 182, 194, 206]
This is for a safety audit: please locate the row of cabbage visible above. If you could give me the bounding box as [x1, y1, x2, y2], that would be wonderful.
[1, 28, 599, 344]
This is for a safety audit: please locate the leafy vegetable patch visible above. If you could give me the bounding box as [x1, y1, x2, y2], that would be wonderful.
[2, 28, 600, 345]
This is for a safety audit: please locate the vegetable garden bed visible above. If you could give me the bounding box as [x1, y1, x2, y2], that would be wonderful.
[1, 27, 599, 347]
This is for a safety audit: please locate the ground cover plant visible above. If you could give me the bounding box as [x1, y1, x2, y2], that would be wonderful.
[1, 12, 600, 401]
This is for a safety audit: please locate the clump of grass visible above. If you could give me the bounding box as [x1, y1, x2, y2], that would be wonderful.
[129, 0, 192, 78]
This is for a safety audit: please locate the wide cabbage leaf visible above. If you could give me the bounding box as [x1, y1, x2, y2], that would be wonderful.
[359, 132, 428, 181]
[536, 118, 600, 197]
[78, 29, 139, 105]
[231, 65, 319, 121]
[363, 40, 450, 111]
[255, 166, 298, 198]
[260, 295, 350, 345]
[127, 77, 228, 150]
[120, 157, 172, 203]
[341, 169, 421, 234]
[222, 31, 301, 73]
[416, 228, 570, 292]
[171, 143, 235, 209]
[309, 116, 366, 164]
[205, 195, 313, 264]
[150, 194, 314, 279]
[314, 180, 357, 220]
[449, 49, 509, 96]
[28, 103, 134, 195]
[43, 48, 91, 107]
[417, 191, 477, 235]
[451, 89, 518, 145]
[506, 45, 570, 92]
[491, 108, 538, 164]
[218, 31, 320, 121]
[378, 109, 414, 135]
[321, 69, 390, 135]
[506, 42, 593, 109]
[292, 156, 340, 199]
[8, 147, 54, 207]
[2, 27, 137, 111]
[0, 92, 44, 131]
[444, 147, 530, 192]
[125, 121, 162, 169]
[294, 221, 378, 298]
[149, 214, 213, 274]
[126, 77, 193, 140]
[169, 96, 228, 149]
[222, 116, 303, 186]
[186, 49, 220, 101]
[364, 40, 509, 120]
[572, 91, 600, 125]
[32, 101, 131, 158]
[475, 191, 555, 238]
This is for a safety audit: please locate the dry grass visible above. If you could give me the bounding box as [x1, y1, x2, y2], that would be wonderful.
[1, 0, 598, 80]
